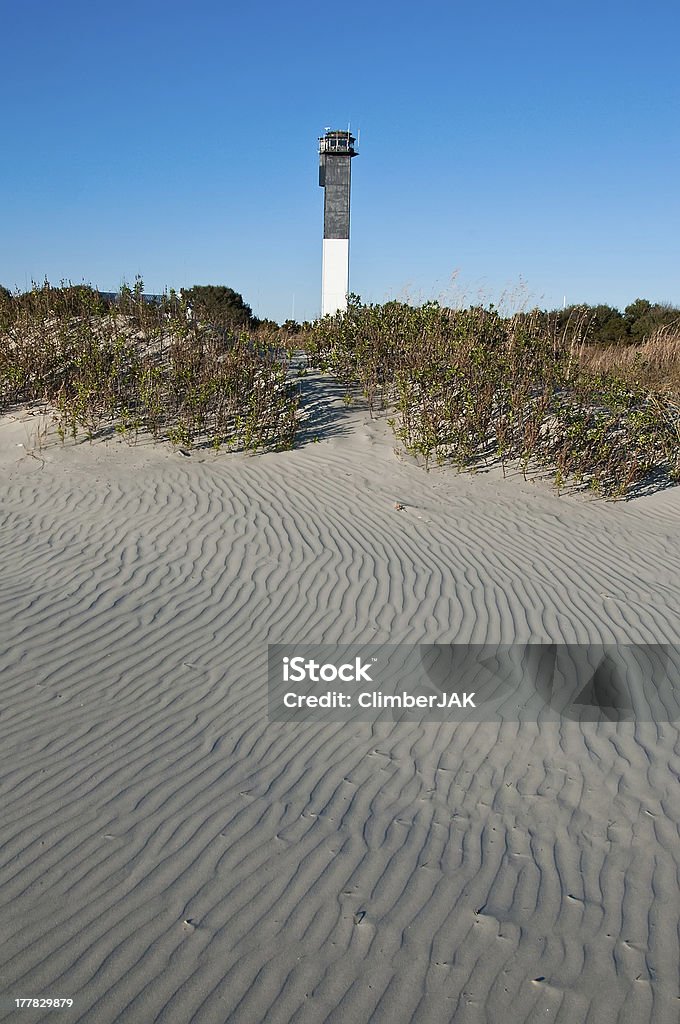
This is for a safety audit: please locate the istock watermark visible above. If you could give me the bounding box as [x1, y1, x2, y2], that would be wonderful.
[282, 655, 374, 684]
[267, 643, 680, 723]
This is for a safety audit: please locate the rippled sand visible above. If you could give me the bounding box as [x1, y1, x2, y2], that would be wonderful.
[1, 381, 679, 1023]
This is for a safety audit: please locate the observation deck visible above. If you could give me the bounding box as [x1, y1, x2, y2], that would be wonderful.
[318, 130, 357, 157]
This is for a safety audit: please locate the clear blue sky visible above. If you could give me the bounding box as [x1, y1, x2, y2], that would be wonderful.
[2, 0, 678, 323]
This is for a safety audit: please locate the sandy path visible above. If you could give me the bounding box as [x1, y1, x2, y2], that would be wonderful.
[1, 384, 679, 1023]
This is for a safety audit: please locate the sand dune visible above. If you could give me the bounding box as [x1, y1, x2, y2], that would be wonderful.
[1, 382, 680, 1023]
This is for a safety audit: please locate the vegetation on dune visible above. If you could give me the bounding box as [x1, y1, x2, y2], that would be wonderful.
[2, 279, 678, 497]
[0, 280, 298, 453]
[303, 297, 680, 498]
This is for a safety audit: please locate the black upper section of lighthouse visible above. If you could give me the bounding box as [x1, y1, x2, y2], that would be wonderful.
[319, 130, 357, 240]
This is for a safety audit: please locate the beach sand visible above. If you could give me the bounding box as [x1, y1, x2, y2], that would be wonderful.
[1, 380, 680, 1023]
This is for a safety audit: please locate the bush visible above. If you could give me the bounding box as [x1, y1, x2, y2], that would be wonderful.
[180, 285, 254, 329]
[304, 298, 680, 498]
[0, 281, 298, 453]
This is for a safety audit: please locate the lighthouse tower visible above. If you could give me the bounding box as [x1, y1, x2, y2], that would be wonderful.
[318, 129, 357, 316]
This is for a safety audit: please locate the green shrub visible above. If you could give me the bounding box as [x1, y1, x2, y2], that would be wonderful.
[303, 298, 679, 498]
[0, 281, 298, 454]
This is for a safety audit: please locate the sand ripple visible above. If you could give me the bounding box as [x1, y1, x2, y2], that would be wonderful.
[1, 408, 680, 1023]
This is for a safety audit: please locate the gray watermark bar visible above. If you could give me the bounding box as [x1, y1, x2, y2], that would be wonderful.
[267, 643, 680, 723]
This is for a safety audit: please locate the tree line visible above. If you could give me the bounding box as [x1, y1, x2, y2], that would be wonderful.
[1, 282, 677, 343]
[0, 282, 259, 331]
[525, 299, 679, 347]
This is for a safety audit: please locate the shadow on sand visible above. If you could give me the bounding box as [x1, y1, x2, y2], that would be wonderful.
[293, 368, 368, 446]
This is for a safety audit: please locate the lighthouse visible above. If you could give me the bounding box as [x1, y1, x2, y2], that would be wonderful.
[318, 129, 357, 316]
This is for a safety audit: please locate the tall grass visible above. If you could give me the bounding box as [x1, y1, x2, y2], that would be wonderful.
[304, 298, 680, 498]
[578, 321, 680, 394]
[0, 282, 298, 452]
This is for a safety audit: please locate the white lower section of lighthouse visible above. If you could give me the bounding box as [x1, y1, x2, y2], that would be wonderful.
[322, 238, 350, 317]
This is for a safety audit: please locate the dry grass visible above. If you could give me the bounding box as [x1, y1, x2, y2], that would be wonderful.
[579, 322, 680, 395]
